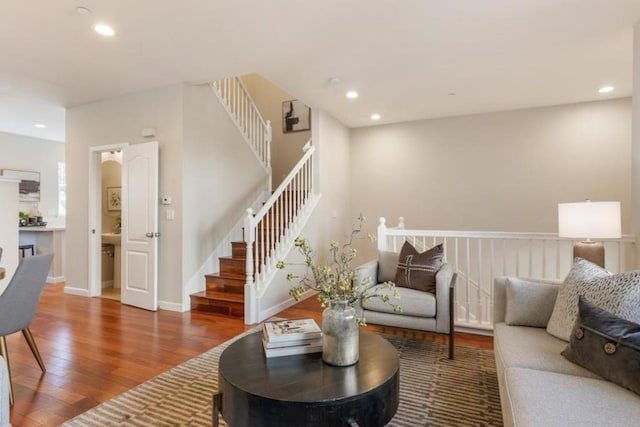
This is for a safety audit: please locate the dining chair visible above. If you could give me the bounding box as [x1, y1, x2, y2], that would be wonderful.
[0, 253, 53, 405]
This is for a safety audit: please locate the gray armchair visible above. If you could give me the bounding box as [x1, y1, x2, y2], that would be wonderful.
[355, 257, 457, 359]
[0, 253, 53, 406]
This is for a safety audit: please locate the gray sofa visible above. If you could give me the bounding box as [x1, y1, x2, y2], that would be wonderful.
[493, 277, 640, 427]
[0, 356, 9, 427]
[355, 260, 456, 358]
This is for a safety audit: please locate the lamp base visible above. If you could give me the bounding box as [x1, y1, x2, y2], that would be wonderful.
[573, 242, 605, 268]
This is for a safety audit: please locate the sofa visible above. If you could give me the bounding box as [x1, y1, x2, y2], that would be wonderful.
[355, 254, 456, 358]
[0, 356, 9, 427]
[493, 276, 640, 427]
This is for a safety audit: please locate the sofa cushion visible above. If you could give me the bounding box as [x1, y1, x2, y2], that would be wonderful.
[505, 278, 558, 327]
[493, 322, 601, 379]
[504, 367, 640, 427]
[362, 284, 436, 318]
[547, 258, 640, 342]
[394, 241, 443, 293]
[562, 296, 640, 395]
[377, 250, 399, 283]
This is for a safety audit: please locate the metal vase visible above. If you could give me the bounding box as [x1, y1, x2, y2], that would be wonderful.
[321, 300, 359, 366]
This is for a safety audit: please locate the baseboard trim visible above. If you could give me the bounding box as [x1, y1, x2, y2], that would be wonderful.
[47, 275, 65, 284]
[159, 300, 187, 312]
[64, 286, 90, 297]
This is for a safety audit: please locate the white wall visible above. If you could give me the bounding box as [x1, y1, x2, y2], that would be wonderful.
[182, 84, 269, 301]
[260, 110, 353, 317]
[0, 131, 64, 222]
[0, 179, 19, 293]
[241, 74, 312, 187]
[65, 85, 184, 304]
[350, 98, 631, 260]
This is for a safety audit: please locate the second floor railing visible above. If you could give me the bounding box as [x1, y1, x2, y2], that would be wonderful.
[377, 217, 637, 331]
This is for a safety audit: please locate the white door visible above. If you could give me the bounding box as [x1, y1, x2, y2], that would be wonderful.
[121, 141, 159, 311]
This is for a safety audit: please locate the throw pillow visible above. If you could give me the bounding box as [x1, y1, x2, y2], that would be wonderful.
[378, 250, 399, 283]
[562, 296, 640, 395]
[394, 241, 443, 294]
[505, 278, 559, 327]
[547, 258, 640, 342]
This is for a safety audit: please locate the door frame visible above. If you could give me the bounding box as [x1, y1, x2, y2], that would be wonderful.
[88, 143, 129, 298]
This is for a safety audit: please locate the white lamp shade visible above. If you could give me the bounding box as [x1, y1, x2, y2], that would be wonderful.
[558, 201, 621, 239]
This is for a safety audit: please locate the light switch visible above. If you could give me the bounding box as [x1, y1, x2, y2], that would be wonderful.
[166, 209, 175, 220]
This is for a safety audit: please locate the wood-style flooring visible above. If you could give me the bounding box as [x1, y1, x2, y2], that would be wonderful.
[7, 283, 492, 426]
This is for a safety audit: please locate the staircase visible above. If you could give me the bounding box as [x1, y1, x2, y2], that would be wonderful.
[190, 76, 319, 322]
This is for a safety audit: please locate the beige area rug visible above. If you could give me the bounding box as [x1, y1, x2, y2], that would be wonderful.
[63, 330, 503, 426]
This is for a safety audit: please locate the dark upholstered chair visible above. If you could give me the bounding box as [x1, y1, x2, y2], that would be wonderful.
[0, 253, 53, 405]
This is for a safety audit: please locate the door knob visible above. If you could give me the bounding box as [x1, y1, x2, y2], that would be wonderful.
[145, 232, 154, 238]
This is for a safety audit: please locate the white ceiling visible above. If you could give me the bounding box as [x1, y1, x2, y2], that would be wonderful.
[1, 0, 640, 143]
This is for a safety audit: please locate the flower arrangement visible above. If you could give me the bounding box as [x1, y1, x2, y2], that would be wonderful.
[276, 214, 401, 325]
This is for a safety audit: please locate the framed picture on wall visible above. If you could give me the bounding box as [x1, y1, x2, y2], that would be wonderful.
[1, 169, 40, 202]
[107, 187, 122, 211]
[282, 99, 311, 133]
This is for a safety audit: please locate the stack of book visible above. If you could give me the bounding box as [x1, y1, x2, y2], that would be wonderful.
[262, 318, 323, 358]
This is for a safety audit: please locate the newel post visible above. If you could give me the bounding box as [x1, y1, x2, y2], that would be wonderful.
[377, 217, 387, 251]
[244, 208, 257, 324]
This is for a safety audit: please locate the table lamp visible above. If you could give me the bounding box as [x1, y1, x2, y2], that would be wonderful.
[558, 200, 621, 268]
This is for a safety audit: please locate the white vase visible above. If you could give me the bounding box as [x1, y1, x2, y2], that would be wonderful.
[321, 300, 359, 366]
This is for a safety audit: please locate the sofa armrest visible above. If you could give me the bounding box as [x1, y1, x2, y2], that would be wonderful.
[354, 259, 379, 311]
[0, 356, 9, 426]
[435, 263, 456, 334]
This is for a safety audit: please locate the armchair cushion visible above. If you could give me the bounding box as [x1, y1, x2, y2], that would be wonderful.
[395, 242, 443, 293]
[505, 278, 558, 327]
[378, 250, 399, 283]
[362, 285, 436, 318]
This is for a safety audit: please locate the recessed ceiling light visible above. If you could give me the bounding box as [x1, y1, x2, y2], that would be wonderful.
[34, 123, 46, 129]
[598, 86, 614, 94]
[346, 91, 359, 99]
[370, 114, 381, 121]
[327, 77, 342, 85]
[76, 6, 91, 16]
[94, 24, 115, 36]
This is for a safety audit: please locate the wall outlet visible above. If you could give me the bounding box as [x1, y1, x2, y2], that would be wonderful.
[166, 209, 175, 221]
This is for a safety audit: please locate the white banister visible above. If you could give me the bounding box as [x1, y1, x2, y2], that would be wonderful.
[377, 217, 637, 332]
[210, 78, 272, 189]
[244, 142, 319, 323]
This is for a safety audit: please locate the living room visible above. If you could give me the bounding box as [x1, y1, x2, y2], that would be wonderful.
[1, 2, 640, 426]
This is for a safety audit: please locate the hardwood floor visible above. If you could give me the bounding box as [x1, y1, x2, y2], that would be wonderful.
[7, 283, 492, 426]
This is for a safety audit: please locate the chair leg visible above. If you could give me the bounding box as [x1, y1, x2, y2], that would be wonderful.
[22, 328, 46, 373]
[0, 336, 14, 406]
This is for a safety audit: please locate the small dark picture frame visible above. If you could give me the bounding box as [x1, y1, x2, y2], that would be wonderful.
[282, 99, 311, 133]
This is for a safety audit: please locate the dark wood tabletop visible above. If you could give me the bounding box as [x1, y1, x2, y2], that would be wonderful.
[216, 330, 400, 427]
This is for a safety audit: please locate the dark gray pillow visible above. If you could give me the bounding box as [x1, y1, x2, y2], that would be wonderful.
[505, 278, 559, 327]
[394, 242, 443, 294]
[562, 296, 640, 395]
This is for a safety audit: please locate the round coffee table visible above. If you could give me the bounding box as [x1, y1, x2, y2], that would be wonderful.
[216, 330, 399, 427]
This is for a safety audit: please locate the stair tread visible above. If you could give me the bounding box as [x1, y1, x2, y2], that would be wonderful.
[191, 290, 244, 303]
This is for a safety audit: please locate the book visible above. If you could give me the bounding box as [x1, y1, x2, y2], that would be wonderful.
[262, 338, 323, 358]
[263, 336, 323, 349]
[263, 318, 322, 343]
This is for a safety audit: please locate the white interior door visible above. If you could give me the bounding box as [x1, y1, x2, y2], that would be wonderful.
[121, 141, 159, 311]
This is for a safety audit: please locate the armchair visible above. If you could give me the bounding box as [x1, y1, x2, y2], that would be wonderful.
[355, 256, 457, 359]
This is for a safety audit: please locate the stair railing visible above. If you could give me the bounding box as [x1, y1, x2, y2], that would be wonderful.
[210, 78, 272, 185]
[244, 142, 318, 323]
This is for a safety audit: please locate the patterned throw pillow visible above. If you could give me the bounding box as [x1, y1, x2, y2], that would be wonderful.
[547, 258, 640, 341]
[562, 296, 640, 395]
[394, 241, 443, 294]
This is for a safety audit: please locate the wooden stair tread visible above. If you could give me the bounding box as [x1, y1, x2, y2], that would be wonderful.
[191, 290, 244, 303]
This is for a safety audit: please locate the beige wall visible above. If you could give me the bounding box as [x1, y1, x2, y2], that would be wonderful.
[65, 85, 184, 304]
[182, 84, 268, 294]
[0, 131, 65, 223]
[633, 21, 640, 265]
[351, 98, 632, 260]
[241, 74, 311, 187]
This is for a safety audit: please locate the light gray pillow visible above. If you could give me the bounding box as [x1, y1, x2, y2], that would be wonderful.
[547, 258, 640, 342]
[377, 250, 399, 283]
[505, 278, 559, 327]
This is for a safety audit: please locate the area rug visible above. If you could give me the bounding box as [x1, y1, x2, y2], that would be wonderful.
[63, 330, 503, 426]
